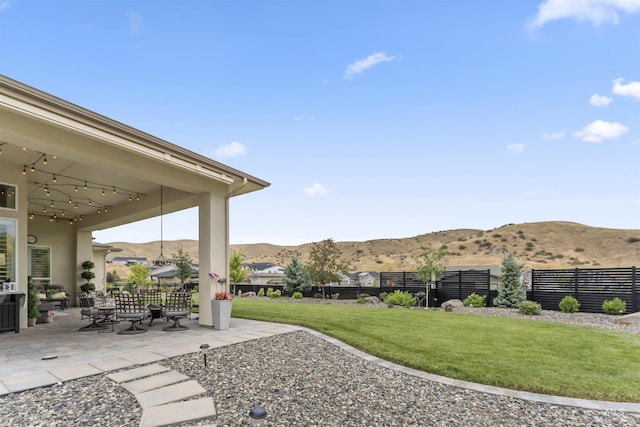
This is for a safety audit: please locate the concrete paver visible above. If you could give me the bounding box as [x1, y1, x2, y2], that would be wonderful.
[138, 397, 216, 427]
[107, 364, 171, 383]
[122, 370, 189, 394]
[135, 380, 206, 409]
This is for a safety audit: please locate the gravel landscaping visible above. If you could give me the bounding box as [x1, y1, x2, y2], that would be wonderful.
[1, 303, 639, 426]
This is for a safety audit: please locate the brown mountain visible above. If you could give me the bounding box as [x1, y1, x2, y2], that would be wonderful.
[104, 221, 640, 273]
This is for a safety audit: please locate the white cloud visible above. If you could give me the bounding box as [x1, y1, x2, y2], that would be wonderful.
[0, 1, 11, 12]
[126, 10, 144, 34]
[589, 93, 612, 106]
[573, 119, 629, 142]
[212, 141, 247, 158]
[612, 77, 640, 100]
[294, 115, 317, 121]
[507, 143, 525, 153]
[343, 52, 397, 80]
[528, 0, 640, 30]
[303, 183, 329, 196]
[542, 131, 566, 140]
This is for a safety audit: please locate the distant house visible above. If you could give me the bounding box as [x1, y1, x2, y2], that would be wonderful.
[110, 256, 150, 266]
[340, 271, 381, 287]
[150, 263, 198, 285]
[240, 262, 285, 285]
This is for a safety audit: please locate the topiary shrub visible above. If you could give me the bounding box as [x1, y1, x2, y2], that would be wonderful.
[292, 291, 303, 299]
[518, 300, 541, 315]
[559, 296, 580, 313]
[463, 292, 486, 307]
[269, 289, 281, 298]
[257, 288, 265, 297]
[602, 297, 626, 315]
[383, 290, 417, 307]
[266, 288, 274, 297]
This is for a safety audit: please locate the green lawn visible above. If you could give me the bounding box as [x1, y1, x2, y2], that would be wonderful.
[231, 298, 640, 402]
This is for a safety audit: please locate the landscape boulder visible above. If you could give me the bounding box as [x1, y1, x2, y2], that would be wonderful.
[441, 299, 464, 310]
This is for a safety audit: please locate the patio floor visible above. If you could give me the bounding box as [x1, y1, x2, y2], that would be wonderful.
[0, 308, 302, 395]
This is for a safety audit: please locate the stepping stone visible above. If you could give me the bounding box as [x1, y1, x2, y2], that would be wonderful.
[2, 371, 60, 393]
[138, 397, 216, 427]
[135, 380, 206, 409]
[107, 364, 170, 383]
[51, 363, 102, 382]
[123, 371, 189, 394]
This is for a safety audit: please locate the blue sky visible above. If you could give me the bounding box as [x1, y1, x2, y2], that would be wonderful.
[2, 1, 640, 245]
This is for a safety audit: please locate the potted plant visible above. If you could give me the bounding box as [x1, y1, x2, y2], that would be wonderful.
[27, 276, 40, 326]
[211, 291, 232, 330]
[80, 260, 95, 293]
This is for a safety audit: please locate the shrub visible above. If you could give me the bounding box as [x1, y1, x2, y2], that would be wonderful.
[313, 293, 323, 299]
[602, 297, 626, 315]
[257, 288, 265, 297]
[383, 290, 417, 307]
[266, 288, 274, 297]
[331, 293, 340, 300]
[559, 296, 580, 313]
[292, 291, 303, 299]
[518, 300, 542, 315]
[463, 293, 486, 308]
[269, 289, 281, 298]
[626, 237, 640, 243]
[356, 297, 367, 304]
[357, 293, 370, 299]
[378, 292, 388, 301]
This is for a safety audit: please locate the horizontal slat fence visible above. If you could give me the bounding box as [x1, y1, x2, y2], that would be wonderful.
[531, 267, 638, 313]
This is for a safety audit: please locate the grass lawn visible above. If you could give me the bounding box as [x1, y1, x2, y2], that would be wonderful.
[231, 298, 640, 402]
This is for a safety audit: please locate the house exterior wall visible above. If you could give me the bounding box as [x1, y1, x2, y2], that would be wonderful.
[0, 163, 28, 328]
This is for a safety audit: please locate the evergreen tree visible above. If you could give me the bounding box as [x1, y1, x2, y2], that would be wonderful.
[283, 256, 311, 294]
[494, 252, 526, 307]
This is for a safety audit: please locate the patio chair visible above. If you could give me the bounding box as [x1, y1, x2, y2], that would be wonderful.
[139, 289, 164, 326]
[78, 293, 106, 331]
[115, 293, 148, 334]
[161, 292, 191, 332]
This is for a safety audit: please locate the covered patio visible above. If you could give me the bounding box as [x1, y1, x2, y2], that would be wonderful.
[0, 75, 269, 331]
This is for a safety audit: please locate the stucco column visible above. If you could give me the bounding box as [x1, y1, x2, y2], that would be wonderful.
[198, 191, 228, 327]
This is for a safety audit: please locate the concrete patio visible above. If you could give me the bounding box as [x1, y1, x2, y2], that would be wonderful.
[0, 308, 302, 395]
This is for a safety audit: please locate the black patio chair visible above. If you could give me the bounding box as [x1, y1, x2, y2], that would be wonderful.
[161, 292, 191, 332]
[78, 292, 106, 331]
[115, 293, 148, 334]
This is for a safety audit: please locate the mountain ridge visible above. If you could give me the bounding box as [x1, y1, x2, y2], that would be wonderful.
[103, 221, 640, 273]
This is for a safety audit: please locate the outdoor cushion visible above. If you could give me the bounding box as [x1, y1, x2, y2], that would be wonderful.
[51, 291, 67, 299]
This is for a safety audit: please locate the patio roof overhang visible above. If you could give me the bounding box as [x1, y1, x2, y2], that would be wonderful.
[0, 74, 270, 232]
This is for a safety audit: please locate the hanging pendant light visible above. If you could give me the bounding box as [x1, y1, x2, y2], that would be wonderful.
[154, 185, 167, 266]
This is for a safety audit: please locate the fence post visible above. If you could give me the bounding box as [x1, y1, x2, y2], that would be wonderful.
[574, 268, 579, 300]
[633, 266, 637, 313]
[530, 269, 535, 304]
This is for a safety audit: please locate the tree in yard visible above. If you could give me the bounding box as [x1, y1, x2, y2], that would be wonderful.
[494, 252, 526, 307]
[128, 264, 151, 290]
[306, 238, 350, 298]
[173, 245, 194, 288]
[229, 249, 248, 293]
[283, 256, 312, 294]
[414, 242, 446, 308]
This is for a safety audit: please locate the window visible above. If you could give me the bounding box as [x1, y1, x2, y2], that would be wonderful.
[28, 245, 51, 287]
[0, 183, 17, 210]
[0, 218, 16, 282]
